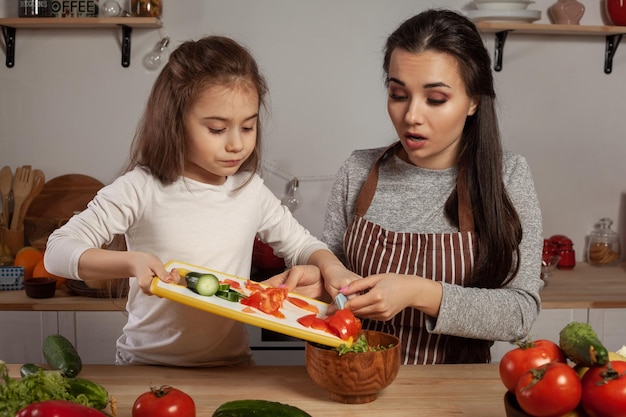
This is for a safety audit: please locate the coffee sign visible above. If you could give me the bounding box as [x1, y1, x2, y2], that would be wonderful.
[50, 0, 98, 17]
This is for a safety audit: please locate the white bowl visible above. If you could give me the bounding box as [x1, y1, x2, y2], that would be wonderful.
[473, 0, 534, 11]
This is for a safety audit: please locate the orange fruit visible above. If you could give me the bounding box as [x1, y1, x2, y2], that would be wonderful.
[33, 259, 67, 288]
[13, 247, 43, 281]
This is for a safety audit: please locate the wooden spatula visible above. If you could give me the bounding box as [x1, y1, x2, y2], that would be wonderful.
[0, 166, 11, 227]
[10, 165, 34, 231]
[18, 169, 45, 227]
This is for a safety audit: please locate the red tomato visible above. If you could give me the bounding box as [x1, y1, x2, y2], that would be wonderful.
[221, 279, 241, 289]
[240, 287, 288, 318]
[297, 313, 331, 332]
[297, 314, 317, 327]
[515, 362, 582, 417]
[132, 385, 195, 417]
[325, 309, 361, 341]
[245, 280, 265, 292]
[287, 296, 319, 314]
[581, 360, 626, 417]
[499, 339, 567, 392]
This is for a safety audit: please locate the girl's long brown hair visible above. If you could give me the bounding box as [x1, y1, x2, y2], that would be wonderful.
[126, 36, 268, 185]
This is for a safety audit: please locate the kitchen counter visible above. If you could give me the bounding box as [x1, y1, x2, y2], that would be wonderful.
[0, 286, 126, 311]
[5, 363, 506, 417]
[0, 262, 624, 311]
[540, 262, 626, 309]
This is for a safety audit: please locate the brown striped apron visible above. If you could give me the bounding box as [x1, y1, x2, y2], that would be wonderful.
[343, 142, 485, 364]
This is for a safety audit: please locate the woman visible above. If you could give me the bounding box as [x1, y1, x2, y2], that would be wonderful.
[273, 9, 543, 364]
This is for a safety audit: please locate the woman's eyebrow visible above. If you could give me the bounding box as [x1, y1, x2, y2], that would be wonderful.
[387, 77, 451, 89]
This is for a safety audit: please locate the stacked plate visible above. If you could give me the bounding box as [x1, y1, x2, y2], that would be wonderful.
[467, 0, 541, 23]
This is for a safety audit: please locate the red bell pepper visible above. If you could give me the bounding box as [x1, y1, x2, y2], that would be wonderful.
[16, 400, 107, 417]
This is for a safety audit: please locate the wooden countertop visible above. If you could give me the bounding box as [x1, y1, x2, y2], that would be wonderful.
[5, 363, 506, 417]
[1, 262, 625, 311]
[0, 286, 126, 311]
[540, 262, 626, 309]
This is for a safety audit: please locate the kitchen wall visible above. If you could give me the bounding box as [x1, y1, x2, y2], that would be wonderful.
[1, 0, 625, 260]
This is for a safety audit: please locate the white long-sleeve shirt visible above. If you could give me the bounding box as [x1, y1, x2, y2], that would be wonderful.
[45, 166, 327, 367]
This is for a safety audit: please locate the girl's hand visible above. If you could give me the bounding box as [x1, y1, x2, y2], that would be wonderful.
[262, 265, 326, 299]
[129, 252, 179, 295]
[339, 273, 443, 321]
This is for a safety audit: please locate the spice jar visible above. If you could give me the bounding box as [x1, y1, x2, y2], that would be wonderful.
[557, 239, 576, 270]
[586, 218, 621, 267]
[131, 0, 162, 18]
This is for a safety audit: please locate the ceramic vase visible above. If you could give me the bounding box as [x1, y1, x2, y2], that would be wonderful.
[548, 0, 585, 25]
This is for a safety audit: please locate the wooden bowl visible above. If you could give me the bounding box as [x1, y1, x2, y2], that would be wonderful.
[24, 277, 57, 298]
[305, 330, 400, 404]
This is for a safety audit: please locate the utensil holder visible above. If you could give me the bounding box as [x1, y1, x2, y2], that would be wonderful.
[5, 227, 24, 257]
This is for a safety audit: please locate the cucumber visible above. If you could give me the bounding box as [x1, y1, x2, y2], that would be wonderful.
[66, 377, 110, 409]
[212, 399, 312, 417]
[559, 321, 609, 367]
[186, 272, 220, 296]
[43, 334, 83, 377]
[19, 363, 47, 378]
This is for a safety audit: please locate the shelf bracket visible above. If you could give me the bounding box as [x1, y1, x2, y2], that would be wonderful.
[120, 25, 132, 68]
[1, 25, 16, 68]
[493, 30, 509, 72]
[604, 34, 623, 74]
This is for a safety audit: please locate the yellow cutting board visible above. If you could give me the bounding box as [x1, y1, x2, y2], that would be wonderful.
[150, 260, 349, 348]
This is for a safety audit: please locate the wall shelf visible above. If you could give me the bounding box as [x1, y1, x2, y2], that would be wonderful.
[476, 22, 626, 74]
[0, 17, 163, 68]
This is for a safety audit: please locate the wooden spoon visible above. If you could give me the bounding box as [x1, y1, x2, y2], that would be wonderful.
[10, 165, 33, 231]
[0, 166, 11, 227]
[18, 169, 45, 226]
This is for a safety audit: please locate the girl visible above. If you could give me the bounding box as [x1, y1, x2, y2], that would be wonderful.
[271, 9, 543, 365]
[45, 36, 355, 367]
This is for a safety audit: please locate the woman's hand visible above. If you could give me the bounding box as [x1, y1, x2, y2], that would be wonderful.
[262, 265, 326, 299]
[339, 273, 443, 321]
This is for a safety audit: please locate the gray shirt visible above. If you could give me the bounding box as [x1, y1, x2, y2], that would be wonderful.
[322, 146, 544, 342]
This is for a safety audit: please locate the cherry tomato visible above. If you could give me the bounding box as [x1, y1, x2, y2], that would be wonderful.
[499, 339, 567, 392]
[581, 360, 626, 417]
[132, 385, 195, 417]
[325, 309, 361, 341]
[515, 362, 582, 417]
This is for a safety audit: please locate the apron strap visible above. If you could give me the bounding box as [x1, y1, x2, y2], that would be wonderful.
[353, 141, 475, 232]
[354, 142, 399, 217]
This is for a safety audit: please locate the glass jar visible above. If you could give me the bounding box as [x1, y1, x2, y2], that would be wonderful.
[130, 0, 162, 18]
[18, 0, 51, 17]
[586, 218, 621, 267]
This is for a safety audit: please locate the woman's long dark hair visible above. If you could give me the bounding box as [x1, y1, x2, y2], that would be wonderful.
[383, 9, 523, 363]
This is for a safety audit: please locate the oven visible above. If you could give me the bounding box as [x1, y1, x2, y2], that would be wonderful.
[246, 325, 305, 365]
[248, 266, 306, 365]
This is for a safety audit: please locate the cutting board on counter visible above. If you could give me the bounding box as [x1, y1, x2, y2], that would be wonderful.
[26, 174, 104, 220]
[151, 260, 348, 347]
[24, 174, 105, 249]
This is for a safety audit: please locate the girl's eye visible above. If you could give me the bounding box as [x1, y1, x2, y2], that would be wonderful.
[242, 125, 255, 132]
[209, 128, 225, 134]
